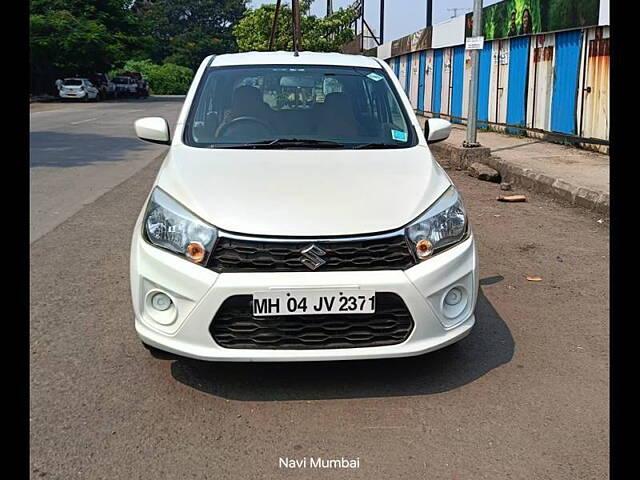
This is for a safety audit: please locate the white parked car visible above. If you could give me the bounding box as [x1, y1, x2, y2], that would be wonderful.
[131, 51, 478, 362]
[58, 78, 99, 101]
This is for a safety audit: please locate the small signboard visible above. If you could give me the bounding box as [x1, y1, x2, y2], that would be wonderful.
[466, 36, 485, 50]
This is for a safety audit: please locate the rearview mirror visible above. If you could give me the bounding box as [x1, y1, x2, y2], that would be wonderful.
[424, 118, 451, 144]
[135, 117, 171, 145]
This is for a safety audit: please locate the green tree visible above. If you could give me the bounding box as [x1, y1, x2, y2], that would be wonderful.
[30, 0, 152, 74]
[141, 0, 248, 71]
[233, 1, 357, 53]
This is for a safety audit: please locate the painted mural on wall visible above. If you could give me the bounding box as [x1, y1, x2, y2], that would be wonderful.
[391, 27, 432, 57]
[465, 0, 600, 41]
[413, 28, 433, 51]
[391, 35, 412, 57]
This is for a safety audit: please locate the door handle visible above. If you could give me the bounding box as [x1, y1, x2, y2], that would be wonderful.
[584, 86, 592, 94]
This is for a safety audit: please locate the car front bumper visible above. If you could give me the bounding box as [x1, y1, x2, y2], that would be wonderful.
[131, 222, 479, 362]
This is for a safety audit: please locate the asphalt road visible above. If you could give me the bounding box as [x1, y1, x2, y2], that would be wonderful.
[30, 99, 609, 479]
[29, 96, 184, 243]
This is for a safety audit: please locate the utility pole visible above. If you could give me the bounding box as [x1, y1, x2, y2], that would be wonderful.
[292, 0, 302, 55]
[379, 0, 385, 43]
[269, 0, 282, 51]
[426, 0, 432, 28]
[327, 0, 333, 16]
[464, 0, 483, 147]
[361, 0, 365, 52]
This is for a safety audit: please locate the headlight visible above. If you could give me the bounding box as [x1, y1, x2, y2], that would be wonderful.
[405, 186, 467, 260]
[144, 188, 218, 264]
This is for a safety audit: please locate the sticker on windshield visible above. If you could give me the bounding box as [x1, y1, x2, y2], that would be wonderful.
[367, 72, 384, 82]
[391, 129, 408, 142]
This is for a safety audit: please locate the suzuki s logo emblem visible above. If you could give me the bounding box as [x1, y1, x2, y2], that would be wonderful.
[300, 244, 326, 271]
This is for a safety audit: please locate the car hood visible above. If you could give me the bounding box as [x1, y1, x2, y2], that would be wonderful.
[155, 144, 452, 237]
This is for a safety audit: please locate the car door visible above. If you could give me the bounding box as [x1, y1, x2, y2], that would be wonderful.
[85, 80, 96, 98]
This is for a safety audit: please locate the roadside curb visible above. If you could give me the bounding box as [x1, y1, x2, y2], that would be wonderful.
[429, 142, 609, 215]
[30, 95, 58, 103]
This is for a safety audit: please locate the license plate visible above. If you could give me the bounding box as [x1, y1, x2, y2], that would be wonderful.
[252, 289, 375, 316]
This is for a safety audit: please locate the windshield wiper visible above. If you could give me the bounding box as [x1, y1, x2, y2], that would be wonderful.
[218, 138, 347, 149]
[352, 142, 399, 149]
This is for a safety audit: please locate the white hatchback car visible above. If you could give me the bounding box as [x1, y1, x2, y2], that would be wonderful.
[131, 51, 478, 362]
[59, 78, 99, 101]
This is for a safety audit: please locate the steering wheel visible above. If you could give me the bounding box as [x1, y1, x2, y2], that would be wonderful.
[216, 116, 274, 138]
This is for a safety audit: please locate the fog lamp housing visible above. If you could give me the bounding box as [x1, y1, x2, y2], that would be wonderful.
[441, 286, 469, 320]
[144, 289, 178, 326]
[151, 292, 172, 311]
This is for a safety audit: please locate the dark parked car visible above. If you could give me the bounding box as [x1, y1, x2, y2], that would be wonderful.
[89, 73, 117, 99]
[121, 71, 149, 98]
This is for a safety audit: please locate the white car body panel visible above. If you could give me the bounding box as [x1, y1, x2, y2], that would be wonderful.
[131, 227, 478, 362]
[211, 51, 383, 68]
[156, 145, 450, 236]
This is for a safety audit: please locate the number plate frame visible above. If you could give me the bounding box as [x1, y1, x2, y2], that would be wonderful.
[252, 289, 376, 316]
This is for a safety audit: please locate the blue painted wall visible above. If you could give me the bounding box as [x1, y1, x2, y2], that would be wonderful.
[478, 41, 492, 129]
[506, 36, 530, 134]
[551, 30, 583, 134]
[451, 46, 465, 123]
[432, 49, 444, 115]
[418, 51, 426, 112]
[387, 27, 603, 141]
[405, 53, 412, 94]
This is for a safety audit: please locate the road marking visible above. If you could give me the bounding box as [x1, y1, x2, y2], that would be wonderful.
[128, 109, 144, 113]
[70, 117, 98, 125]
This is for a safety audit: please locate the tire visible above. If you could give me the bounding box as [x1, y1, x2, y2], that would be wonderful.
[142, 342, 180, 360]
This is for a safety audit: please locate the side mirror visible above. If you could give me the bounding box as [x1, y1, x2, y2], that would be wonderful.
[425, 118, 451, 144]
[135, 117, 170, 145]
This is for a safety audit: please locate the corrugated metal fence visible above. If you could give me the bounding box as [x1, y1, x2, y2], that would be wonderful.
[385, 26, 610, 149]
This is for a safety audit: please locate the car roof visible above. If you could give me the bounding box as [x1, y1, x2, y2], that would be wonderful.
[210, 51, 382, 69]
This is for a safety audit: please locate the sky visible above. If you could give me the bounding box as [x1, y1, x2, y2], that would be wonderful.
[249, 0, 503, 42]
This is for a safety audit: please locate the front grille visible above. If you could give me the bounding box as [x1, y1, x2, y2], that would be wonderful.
[210, 293, 414, 349]
[207, 233, 416, 272]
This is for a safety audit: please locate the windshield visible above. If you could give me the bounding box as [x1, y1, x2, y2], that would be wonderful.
[63, 79, 82, 86]
[113, 77, 129, 83]
[184, 65, 416, 149]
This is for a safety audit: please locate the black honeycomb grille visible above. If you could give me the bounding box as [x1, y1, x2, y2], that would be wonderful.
[207, 234, 416, 272]
[210, 293, 414, 349]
